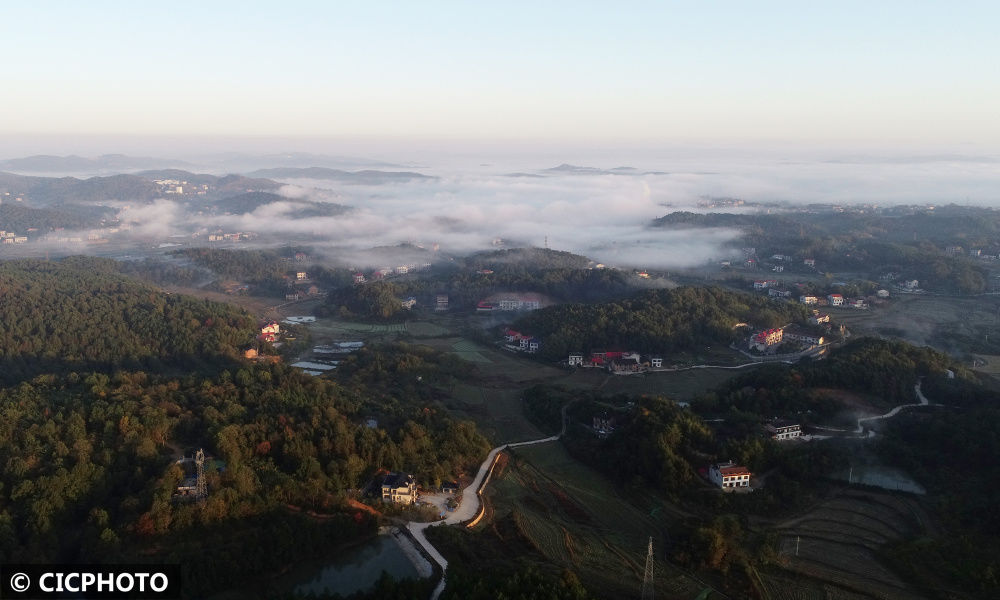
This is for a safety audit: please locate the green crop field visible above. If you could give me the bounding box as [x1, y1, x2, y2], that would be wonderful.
[448, 384, 545, 443]
[482, 443, 713, 599]
[406, 320, 451, 337]
[555, 367, 753, 400]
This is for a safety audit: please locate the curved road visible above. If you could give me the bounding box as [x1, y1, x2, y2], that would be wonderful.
[810, 379, 933, 438]
[406, 403, 569, 600]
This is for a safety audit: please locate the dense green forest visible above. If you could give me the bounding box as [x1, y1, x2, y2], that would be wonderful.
[0, 256, 491, 597]
[693, 338, 964, 418]
[512, 286, 810, 360]
[206, 191, 351, 217]
[319, 249, 636, 319]
[653, 207, 994, 293]
[0, 202, 117, 233]
[0, 257, 256, 383]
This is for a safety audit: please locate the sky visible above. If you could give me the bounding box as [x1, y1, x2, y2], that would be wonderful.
[2, 1, 999, 149]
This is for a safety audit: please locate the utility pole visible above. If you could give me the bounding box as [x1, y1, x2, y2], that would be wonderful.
[796, 536, 800, 557]
[641, 537, 654, 600]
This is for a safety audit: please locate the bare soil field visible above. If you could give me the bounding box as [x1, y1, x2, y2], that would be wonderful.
[765, 488, 934, 599]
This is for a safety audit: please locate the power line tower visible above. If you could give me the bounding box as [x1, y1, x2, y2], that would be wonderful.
[195, 448, 207, 501]
[641, 537, 654, 600]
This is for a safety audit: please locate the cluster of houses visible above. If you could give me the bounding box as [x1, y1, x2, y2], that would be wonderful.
[503, 328, 540, 353]
[748, 321, 827, 352]
[477, 293, 545, 312]
[947, 246, 1000, 261]
[0, 230, 28, 244]
[352, 263, 433, 284]
[206, 231, 255, 242]
[755, 279, 882, 310]
[284, 271, 322, 301]
[567, 351, 664, 373]
[706, 422, 802, 491]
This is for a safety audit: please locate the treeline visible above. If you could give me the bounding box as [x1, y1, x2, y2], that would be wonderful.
[512, 286, 810, 360]
[0, 257, 256, 384]
[319, 264, 635, 320]
[171, 248, 354, 296]
[0, 202, 115, 233]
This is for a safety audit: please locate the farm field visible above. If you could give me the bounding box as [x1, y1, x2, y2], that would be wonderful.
[830, 294, 1000, 352]
[765, 489, 934, 599]
[482, 443, 717, 599]
[554, 367, 753, 401]
[448, 384, 546, 444]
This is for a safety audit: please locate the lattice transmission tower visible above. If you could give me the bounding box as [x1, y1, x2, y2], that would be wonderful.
[641, 536, 654, 600]
[195, 448, 207, 500]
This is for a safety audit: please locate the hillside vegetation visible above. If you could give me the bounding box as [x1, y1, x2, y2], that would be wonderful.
[513, 286, 810, 360]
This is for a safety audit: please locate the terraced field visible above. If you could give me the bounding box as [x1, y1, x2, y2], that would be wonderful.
[485, 444, 713, 599]
[767, 490, 932, 599]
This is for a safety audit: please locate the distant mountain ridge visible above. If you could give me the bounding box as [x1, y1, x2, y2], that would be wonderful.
[0, 154, 193, 173]
[542, 164, 667, 176]
[247, 166, 435, 184]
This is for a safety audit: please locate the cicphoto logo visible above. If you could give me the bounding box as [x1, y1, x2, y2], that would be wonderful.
[1, 564, 180, 599]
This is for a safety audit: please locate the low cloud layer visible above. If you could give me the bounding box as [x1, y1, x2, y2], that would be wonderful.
[34, 150, 1000, 268]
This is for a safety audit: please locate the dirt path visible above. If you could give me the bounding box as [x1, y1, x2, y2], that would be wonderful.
[406, 401, 570, 600]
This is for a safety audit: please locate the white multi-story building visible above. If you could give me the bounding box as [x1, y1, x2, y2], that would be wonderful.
[709, 461, 751, 489]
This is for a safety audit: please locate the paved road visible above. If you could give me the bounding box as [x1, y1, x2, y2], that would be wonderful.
[406, 403, 568, 600]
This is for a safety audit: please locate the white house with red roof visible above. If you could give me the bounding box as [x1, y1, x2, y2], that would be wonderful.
[827, 293, 844, 306]
[750, 328, 783, 351]
[709, 461, 752, 489]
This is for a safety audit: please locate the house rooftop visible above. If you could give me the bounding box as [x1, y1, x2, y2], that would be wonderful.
[382, 472, 414, 488]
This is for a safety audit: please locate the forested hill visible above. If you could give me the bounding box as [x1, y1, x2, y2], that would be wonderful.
[512, 286, 809, 360]
[0, 257, 256, 383]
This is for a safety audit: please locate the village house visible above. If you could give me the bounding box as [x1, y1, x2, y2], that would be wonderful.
[441, 481, 459, 495]
[799, 295, 818, 305]
[258, 322, 280, 343]
[649, 356, 663, 368]
[295, 271, 307, 280]
[764, 420, 802, 441]
[593, 413, 616, 436]
[400, 297, 417, 309]
[395, 265, 409, 275]
[876, 289, 890, 298]
[568, 353, 584, 366]
[285, 292, 300, 301]
[476, 301, 495, 312]
[750, 328, 783, 351]
[768, 288, 791, 298]
[847, 298, 867, 309]
[381, 472, 417, 504]
[827, 294, 844, 306]
[803, 258, 815, 267]
[809, 312, 831, 325]
[902, 279, 919, 289]
[435, 294, 449, 310]
[709, 461, 752, 489]
[772, 265, 784, 273]
[783, 327, 825, 346]
[753, 280, 769, 290]
[353, 272, 366, 284]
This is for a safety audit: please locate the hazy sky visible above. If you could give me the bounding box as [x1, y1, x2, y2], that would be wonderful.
[2, 1, 998, 147]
